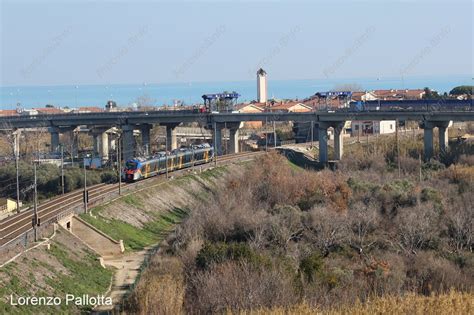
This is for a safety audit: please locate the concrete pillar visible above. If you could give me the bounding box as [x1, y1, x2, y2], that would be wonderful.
[49, 127, 60, 153]
[121, 125, 135, 162]
[437, 121, 450, 155]
[228, 128, 240, 154]
[12, 129, 21, 158]
[422, 121, 435, 161]
[141, 124, 152, 156]
[318, 123, 329, 163]
[70, 130, 78, 158]
[92, 131, 109, 160]
[100, 132, 109, 160]
[213, 123, 224, 156]
[333, 122, 345, 160]
[165, 125, 178, 151]
[93, 134, 100, 156]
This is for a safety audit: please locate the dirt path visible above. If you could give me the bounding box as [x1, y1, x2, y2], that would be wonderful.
[94, 248, 153, 312]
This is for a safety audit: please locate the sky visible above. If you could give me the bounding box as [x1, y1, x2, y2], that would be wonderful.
[0, 0, 472, 87]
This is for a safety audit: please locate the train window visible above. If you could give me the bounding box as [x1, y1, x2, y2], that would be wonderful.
[126, 161, 137, 169]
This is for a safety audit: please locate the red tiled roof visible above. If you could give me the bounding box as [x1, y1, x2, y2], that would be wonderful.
[0, 110, 19, 116]
[34, 107, 64, 114]
[234, 103, 265, 111]
[76, 106, 103, 112]
[268, 102, 312, 111]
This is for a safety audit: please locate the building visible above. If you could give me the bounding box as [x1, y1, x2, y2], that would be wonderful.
[351, 91, 378, 101]
[0, 109, 19, 117]
[373, 89, 426, 100]
[351, 120, 396, 136]
[34, 107, 64, 115]
[235, 103, 265, 128]
[0, 198, 19, 214]
[268, 101, 313, 113]
[257, 68, 267, 103]
[74, 106, 104, 113]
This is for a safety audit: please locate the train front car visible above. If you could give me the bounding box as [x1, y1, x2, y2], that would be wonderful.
[124, 159, 142, 182]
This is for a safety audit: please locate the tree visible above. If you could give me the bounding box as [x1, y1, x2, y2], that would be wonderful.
[422, 87, 442, 100]
[449, 85, 473, 96]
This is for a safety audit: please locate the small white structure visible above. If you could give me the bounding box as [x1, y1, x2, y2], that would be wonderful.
[351, 120, 396, 136]
[257, 68, 267, 103]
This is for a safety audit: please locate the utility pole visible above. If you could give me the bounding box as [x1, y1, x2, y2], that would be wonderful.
[33, 161, 38, 242]
[224, 122, 228, 155]
[14, 131, 20, 213]
[165, 135, 169, 179]
[60, 145, 65, 195]
[83, 155, 88, 213]
[213, 122, 217, 166]
[310, 121, 314, 148]
[419, 153, 422, 183]
[265, 117, 268, 152]
[396, 119, 401, 178]
[273, 121, 276, 148]
[117, 135, 122, 195]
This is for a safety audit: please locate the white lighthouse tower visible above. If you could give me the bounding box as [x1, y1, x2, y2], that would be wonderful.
[257, 68, 267, 103]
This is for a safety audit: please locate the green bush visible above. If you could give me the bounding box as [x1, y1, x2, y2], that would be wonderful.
[196, 242, 267, 269]
[299, 252, 324, 282]
[421, 187, 442, 204]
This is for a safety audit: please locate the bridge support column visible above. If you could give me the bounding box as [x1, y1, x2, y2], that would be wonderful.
[333, 122, 345, 160]
[226, 123, 241, 154]
[99, 132, 109, 160]
[49, 127, 60, 153]
[437, 121, 450, 155]
[421, 121, 435, 161]
[141, 124, 152, 156]
[163, 124, 179, 151]
[12, 129, 21, 158]
[213, 123, 225, 156]
[121, 125, 135, 162]
[91, 129, 109, 160]
[318, 122, 329, 163]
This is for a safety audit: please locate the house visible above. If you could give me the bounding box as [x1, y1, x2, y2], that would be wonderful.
[351, 91, 378, 101]
[351, 120, 396, 136]
[267, 101, 313, 113]
[74, 106, 104, 113]
[235, 103, 265, 128]
[0, 109, 19, 117]
[373, 89, 426, 100]
[0, 198, 20, 214]
[34, 107, 64, 115]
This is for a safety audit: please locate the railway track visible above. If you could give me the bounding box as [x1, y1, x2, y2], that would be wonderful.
[0, 151, 265, 247]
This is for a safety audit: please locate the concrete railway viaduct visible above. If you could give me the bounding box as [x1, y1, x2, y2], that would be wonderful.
[1, 107, 474, 163]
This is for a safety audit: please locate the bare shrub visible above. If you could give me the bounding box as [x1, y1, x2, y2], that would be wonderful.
[397, 156, 420, 174]
[396, 204, 440, 253]
[458, 154, 474, 166]
[407, 252, 467, 294]
[347, 202, 380, 255]
[125, 256, 184, 315]
[266, 205, 304, 250]
[304, 205, 349, 256]
[444, 192, 474, 252]
[187, 261, 298, 313]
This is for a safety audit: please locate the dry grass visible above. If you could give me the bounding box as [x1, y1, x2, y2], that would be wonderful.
[237, 290, 474, 315]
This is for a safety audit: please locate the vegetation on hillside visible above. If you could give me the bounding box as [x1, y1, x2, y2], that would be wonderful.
[0, 162, 117, 202]
[0, 230, 112, 314]
[124, 143, 473, 313]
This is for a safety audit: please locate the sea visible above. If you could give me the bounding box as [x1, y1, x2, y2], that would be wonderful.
[1, 75, 472, 110]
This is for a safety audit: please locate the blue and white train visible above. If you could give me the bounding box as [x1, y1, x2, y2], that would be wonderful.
[124, 144, 214, 182]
